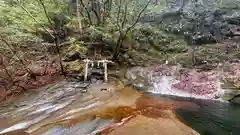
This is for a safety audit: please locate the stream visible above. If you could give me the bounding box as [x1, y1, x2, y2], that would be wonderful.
[1, 0, 240, 134]
[147, 93, 240, 135]
[0, 75, 240, 135]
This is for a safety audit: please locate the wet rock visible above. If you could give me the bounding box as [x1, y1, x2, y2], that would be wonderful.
[126, 65, 230, 100]
[0, 129, 30, 135]
[101, 115, 199, 135]
[88, 69, 104, 81]
[230, 95, 240, 104]
[27, 65, 44, 76]
[125, 67, 154, 91]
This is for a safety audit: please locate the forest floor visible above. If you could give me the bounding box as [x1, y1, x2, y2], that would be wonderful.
[0, 43, 64, 102]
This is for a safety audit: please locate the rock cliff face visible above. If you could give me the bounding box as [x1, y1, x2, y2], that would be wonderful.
[126, 63, 240, 104]
[141, 0, 240, 45]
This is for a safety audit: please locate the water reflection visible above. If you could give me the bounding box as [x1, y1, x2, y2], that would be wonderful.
[144, 93, 240, 135]
[176, 99, 240, 135]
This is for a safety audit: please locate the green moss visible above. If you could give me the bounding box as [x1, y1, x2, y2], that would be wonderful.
[63, 60, 84, 73]
[0, 0, 67, 41]
[67, 41, 87, 54]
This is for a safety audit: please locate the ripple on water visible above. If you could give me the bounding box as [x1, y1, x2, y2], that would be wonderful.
[0, 115, 49, 134]
[0, 99, 74, 134]
[64, 102, 102, 117]
[41, 118, 114, 135]
[28, 99, 74, 116]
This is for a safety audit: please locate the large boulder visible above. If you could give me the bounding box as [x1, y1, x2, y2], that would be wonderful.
[125, 63, 240, 103]
[221, 63, 240, 103]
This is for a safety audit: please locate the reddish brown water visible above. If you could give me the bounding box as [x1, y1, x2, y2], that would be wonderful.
[0, 80, 200, 135]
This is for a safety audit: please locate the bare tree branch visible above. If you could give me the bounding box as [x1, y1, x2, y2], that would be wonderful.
[38, 0, 54, 27]
[38, 0, 65, 75]
[0, 37, 35, 77]
[16, 0, 54, 38]
[102, 0, 112, 24]
[0, 55, 13, 82]
[79, 0, 92, 25]
[113, 0, 151, 60]
[116, 0, 122, 30]
[125, 0, 151, 33]
[15, 1, 54, 76]
[76, 0, 82, 29]
[91, 0, 101, 25]
[121, 0, 128, 29]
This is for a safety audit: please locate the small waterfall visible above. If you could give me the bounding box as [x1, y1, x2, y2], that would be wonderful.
[127, 65, 227, 100]
[149, 75, 226, 100]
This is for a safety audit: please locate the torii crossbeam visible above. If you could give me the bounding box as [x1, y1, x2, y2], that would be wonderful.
[82, 58, 113, 82]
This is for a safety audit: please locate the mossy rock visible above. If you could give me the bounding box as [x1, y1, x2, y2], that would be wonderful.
[63, 60, 84, 73]
[64, 42, 87, 61]
[67, 41, 87, 53]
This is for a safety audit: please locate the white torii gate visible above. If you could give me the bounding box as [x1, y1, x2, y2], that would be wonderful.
[83, 58, 113, 82]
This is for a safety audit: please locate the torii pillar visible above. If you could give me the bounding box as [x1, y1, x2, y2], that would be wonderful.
[83, 58, 93, 81]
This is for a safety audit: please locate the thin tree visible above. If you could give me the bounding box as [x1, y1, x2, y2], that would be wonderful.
[16, 0, 53, 37]
[79, 0, 92, 25]
[0, 55, 13, 82]
[38, 0, 65, 75]
[102, 0, 113, 25]
[17, 0, 65, 75]
[0, 37, 35, 78]
[91, 0, 101, 25]
[16, 0, 56, 75]
[76, 0, 82, 29]
[113, 0, 152, 60]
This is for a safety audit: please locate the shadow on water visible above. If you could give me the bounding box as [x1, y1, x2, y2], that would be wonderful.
[145, 93, 240, 135]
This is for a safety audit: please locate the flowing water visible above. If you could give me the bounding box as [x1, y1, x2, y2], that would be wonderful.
[0, 74, 240, 135]
[126, 65, 240, 135]
[0, 80, 119, 135]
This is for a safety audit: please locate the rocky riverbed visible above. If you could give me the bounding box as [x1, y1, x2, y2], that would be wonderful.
[0, 77, 199, 135]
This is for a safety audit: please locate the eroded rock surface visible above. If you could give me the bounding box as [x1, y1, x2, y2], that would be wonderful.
[0, 79, 199, 135]
[126, 63, 240, 102]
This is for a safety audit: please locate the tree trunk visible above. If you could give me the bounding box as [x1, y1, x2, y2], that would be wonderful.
[79, 0, 92, 25]
[38, 0, 65, 75]
[112, 0, 151, 61]
[113, 33, 124, 60]
[0, 38, 35, 78]
[91, 0, 101, 25]
[192, 46, 196, 66]
[0, 55, 13, 82]
[76, 0, 82, 29]
[55, 35, 65, 75]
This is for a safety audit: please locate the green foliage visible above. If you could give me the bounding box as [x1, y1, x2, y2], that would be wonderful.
[133, 24, 187, 53]
[67, 41, 87, 54]
[0, 0, 67, 41]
